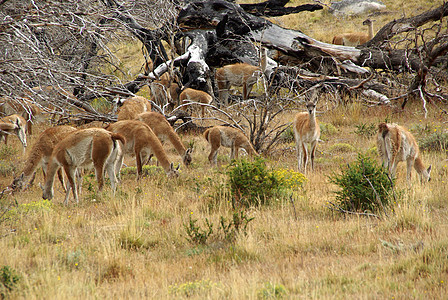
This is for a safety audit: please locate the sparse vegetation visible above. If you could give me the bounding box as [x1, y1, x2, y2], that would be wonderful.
[0, 0, 447, 299]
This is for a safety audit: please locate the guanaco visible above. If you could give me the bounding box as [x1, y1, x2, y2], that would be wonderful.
[12, 125, 77, 192]
[0, 96, 41, 136]
[149, 73, 181, 109]
[42, 128, 125, 205]
[293, 101, 320, 174]
[216, 63, 262, 105]
[332, 19, 375, 46]
[105, 120, 180, 179]
[0, 114, 27, 154]
[203, 126, 258, 165]
[179, 88, 213, 118]
[377, 123, 431, 183]
[137, 112, 192, 166]
[117, 96, 152, 121]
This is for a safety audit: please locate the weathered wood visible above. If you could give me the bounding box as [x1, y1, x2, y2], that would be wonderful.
[239, 0, 323, 17]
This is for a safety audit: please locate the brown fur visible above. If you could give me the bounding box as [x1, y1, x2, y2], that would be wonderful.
[137, 112, 192, 166]
[42, 128, 125, 204]
[332, 19, 374, 46]
[203, 126, 258, 165]
[215, 63, 261, 105]
[117, 96, 152, 121]
[0, 97, 41, 135]
[149, 73, 180, 109]
[377, 123, 431, 182]
[293, 101, 320, 174]
[0, 114, 27, 154]
[12, 125, 77, 192]
[179, 88, 213, 118]
[105, 120, 179, 179]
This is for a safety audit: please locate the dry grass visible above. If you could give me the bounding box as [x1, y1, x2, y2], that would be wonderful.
[1, 1, 448, 298]
[0, 100, 447, 299]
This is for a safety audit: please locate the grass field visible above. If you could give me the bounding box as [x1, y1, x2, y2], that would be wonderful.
[1, 0, 448, 299]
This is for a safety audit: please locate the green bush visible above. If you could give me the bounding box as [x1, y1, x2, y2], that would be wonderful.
[354, 122, 377, 138]
[419, 131, 448, 152]
[0, 265, 20, 297]
[184, 214, 213, 245]
[257, 282, 287, 299]
[227, 157, 282, 208]
[227, 158, 306, 208]
[329, 153, 394, 213]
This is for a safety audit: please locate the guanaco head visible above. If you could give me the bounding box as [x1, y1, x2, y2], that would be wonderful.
[12, 118, 27, 150]
[41, 182, 54, 200]
[167, 163, 180, 178]
[11, 173, 25, 191]
[422, 165, 432, 183]
[378, 122, 389, 138]
[183, 148, 192, 166]
[362, 18, 373, 26]
[305, 101, 317, 115]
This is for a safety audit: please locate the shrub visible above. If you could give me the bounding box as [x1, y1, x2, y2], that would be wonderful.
[227, 157, 282, 208]
[219, 210, 254, 242]
[0, 265, 20, 297]
[169, 279, 219, 297]
[257, 282, 287, 299]
[354, 122, 377, 138]
[184, 214, 213, 245]
[419, 131, 448, 152]
[320, 122, 337, 136]
[329, 153, 394, 213]
[279, 125, 294, 143]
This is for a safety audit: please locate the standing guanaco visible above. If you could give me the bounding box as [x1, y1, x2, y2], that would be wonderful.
[377, 123, 431, 183]
[293, 101, 320, 174]
[41, 128, 125, 205]
[137, 112, 192, 166]
[117, 96, 152, 121]
[0, 114, 27, 154]
[215, 63, 262, 105]
[203, 126, 258, 165]
[12, 125, 77, 192]
[179, 88, 213, 118]
[332, 19, 375, 46]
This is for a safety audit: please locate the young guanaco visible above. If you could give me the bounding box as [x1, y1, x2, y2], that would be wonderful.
[203, 126, 258, 165]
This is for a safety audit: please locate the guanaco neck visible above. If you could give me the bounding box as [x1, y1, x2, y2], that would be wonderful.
[21, 151, 43, 179]
[367, 22, 374, 39]
[151, 140, 172, 173]
[166, 130, 187, 156]
[309, 109, 317, 129]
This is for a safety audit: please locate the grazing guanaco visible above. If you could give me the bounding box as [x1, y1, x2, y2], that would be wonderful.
[203, 126, 258, 165]
[332, 19, 374, 46]
[377, 123, 431, 183]
[293, 101, 320, 174]
[105, 120, 180, 179]
[0, 114, 27, 154]
[179, 88, 213, 118]
[12, 125, 77, 192]
[137, 112, 192, 166]
[216, 63, 262, 105]
[42, 128, 125, 205]
[117, 96, 152, 121]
